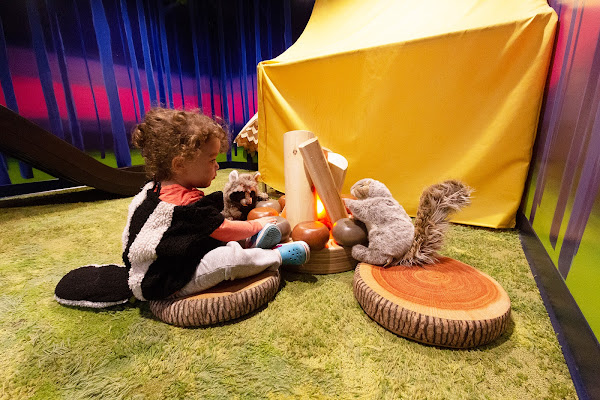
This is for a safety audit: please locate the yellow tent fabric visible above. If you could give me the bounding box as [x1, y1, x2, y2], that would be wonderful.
[257, 0, 557, 228]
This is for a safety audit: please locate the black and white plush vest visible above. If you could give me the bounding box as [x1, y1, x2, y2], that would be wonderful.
[123, 182, 225, 301]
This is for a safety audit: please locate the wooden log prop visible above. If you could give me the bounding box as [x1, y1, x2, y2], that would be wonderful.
[149, 271, 280, 327]
[298, 137, 348, 224]
[325, 151, 348, 193]
[283, 130, 317, 229]
[353, 258, 511, 348]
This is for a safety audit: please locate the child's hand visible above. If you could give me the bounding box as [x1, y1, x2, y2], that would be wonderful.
[254, 216, 278, 228]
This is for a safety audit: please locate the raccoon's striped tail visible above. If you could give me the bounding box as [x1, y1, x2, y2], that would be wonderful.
[398, 180, 472, 266]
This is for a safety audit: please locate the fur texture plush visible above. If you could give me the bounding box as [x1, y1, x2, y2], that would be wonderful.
[345, 179, 472, 266]
[54, 264, 132, 308]
[221, 170, 268, 220]
[122, 182, 226, 300]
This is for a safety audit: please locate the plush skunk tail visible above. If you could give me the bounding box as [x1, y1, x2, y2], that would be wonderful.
[398, 180, 472, 266]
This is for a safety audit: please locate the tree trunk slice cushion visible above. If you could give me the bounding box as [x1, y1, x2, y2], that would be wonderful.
[283, 239, 358, 274]
[353, 257, 511, 348]
[149, 270, 280, 327]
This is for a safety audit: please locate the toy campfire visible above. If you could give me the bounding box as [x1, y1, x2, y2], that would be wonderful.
[279, 130, 359, 274]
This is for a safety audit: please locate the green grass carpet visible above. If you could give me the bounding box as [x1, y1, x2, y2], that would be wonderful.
[0, 169, 577, 399]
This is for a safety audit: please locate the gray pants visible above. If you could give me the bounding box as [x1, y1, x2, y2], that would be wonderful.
[176, 241, 282, 297]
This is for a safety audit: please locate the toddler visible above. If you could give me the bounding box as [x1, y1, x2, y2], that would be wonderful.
[123, 108, 309, 301]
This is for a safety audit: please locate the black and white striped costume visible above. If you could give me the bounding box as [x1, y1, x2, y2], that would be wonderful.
[123, 182, 226, 300]
[123, 182, 281, 301]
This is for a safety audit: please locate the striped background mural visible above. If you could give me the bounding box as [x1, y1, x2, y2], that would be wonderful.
[0, 0, 313, 189]
[523, 0, 600, 341]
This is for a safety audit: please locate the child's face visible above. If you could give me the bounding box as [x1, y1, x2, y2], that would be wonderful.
[174, 137, 221, 189]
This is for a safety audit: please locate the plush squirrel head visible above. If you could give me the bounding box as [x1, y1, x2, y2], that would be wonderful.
[224, 170, 261, 207]
[350, 178, 394, 199]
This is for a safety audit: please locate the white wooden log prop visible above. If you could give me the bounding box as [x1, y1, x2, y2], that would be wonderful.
[149, 271, 280, 327]
[353, 258, 511, 348]
[284, 130, 317, 229]
[298, 137, 348, 224]
[326, 151, 348, 193]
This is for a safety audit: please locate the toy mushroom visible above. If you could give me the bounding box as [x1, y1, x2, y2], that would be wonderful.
[291, 221, 330, 251]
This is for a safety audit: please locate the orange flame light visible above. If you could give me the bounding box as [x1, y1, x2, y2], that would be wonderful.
[315, 193, 332, 229]
[316, 194, 326, 218]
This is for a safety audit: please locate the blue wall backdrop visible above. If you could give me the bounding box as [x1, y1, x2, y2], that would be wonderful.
[0, 0, 314, 191]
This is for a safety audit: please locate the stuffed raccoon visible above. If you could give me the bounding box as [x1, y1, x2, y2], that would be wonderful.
[345, 179, 472, 266]
[222, 170, 269, 220]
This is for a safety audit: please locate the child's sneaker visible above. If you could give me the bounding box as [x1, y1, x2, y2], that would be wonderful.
[247, 223, 282, 249]
[275, 241, 310, 265]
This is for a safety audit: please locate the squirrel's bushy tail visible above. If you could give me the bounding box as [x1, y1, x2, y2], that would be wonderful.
[398, 180, 472, 266]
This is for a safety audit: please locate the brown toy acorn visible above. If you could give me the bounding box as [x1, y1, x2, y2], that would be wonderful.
[332, 217, 368, 247]
[247, 207, 279, 220]
[273, 216, 291, 242]
[291, 221, 330, 251]
[256, 199, 282, 213]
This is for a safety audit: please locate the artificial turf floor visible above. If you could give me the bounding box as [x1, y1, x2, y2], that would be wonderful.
[0, 169, 577, 399]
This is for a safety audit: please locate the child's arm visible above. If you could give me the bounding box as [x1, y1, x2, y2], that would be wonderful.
[209, 216, 277, 242]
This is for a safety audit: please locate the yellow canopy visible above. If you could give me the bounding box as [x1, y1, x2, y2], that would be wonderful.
[257, 0, 557, 228]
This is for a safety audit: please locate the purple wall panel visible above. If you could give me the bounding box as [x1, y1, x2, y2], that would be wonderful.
[524, 0, 600, 339]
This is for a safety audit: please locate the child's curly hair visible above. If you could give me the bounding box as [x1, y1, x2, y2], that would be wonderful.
[132, 108, 229, 181]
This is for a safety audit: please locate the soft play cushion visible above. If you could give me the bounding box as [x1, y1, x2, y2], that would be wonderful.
[353, 258, 511, 348]
[55, 264, 132, 308]
[149, 270, 281, 327]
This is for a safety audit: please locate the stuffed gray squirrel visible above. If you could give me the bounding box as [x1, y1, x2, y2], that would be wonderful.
[344, 179, 472, 266]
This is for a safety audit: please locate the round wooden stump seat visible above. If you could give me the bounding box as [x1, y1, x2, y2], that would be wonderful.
[149, 270, 280, 327]
[353, 257, 511, 348]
